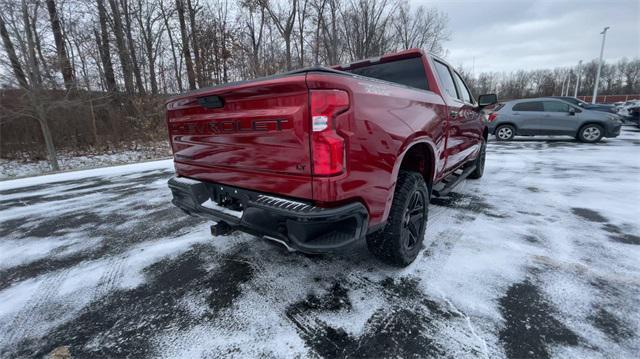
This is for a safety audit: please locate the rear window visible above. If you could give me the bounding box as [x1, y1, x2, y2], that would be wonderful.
[513, 101, 543, 111]
[345, 57, 429, 91]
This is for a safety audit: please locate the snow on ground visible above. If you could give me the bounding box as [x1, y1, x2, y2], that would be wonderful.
[0, 128, 639, 358]
[0, 142, 171, 180]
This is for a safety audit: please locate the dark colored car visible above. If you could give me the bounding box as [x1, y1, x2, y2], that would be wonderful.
[488, 98, 621, 142]
[165, 49, 495, 266]
[548, 96, 619, 116]
[629, 106, 640, 127]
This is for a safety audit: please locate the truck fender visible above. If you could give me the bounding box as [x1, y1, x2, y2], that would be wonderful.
[380, 138, 437, 224]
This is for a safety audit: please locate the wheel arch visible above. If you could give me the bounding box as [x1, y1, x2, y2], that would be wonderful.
[576, 121, 606, 136]
[396, 141, 436, 190]
[379, 139, 437, 225]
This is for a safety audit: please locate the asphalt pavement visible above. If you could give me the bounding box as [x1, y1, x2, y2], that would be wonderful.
[1, 128, 639, 358]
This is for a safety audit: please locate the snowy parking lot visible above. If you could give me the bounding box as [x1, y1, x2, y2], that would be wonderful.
[1, 128, 639, 358]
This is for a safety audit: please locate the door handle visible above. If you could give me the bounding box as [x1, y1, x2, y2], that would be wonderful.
[450, 110, 459, 119]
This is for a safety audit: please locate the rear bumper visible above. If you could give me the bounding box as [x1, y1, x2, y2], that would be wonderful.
[168, 176, 368, 253]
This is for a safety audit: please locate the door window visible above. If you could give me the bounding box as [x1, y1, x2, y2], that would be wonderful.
[433, 60, 459, 99]
[543, 101, 570, 112]
[453, 71, 473, 104]
[512, 101, 543, 111]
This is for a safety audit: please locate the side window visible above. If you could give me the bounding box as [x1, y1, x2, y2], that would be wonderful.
[433, 60, 459, 99]
[453, 71, 473, 103]
[512, 101, 543, 111]
[543, 101, 570, 112]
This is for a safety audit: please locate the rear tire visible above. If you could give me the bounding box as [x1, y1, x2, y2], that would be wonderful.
[578, 124, 604, 143]
[495, 125, 515, 141]
[468, 140, 486, 179]
[367, 171, 429, 267]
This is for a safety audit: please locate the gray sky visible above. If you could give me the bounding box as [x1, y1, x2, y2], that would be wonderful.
[415, 0, 640, 73]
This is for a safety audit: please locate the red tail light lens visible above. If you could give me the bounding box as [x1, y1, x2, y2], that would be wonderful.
[310, 90, 349, 176]
[488, 113, 498, 122]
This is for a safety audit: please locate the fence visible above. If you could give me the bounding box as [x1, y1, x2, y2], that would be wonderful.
[577, 94, 640, 104]
[0, 89, 168, 159]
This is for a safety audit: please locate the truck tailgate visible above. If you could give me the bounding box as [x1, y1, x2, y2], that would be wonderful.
[167, 75, 313, 199]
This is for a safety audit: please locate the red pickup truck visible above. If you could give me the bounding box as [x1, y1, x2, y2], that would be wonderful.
[166, 48, 496, 266]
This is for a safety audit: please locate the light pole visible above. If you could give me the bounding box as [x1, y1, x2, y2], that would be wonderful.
[592, 26, 609, 104]
[574, 60, 582, 98]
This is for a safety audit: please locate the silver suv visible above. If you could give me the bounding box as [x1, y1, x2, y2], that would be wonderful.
[488, 98, 622, 142]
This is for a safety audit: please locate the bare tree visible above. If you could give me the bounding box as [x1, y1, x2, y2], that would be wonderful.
[46, 0, 75, 90]
[96, 0, 117, 92]
[320, 0, 341, 65]
[310, 0, 327, 65]
[135, 0, 163, 94]
[240, 0, 267, 77]
[393, 0, 449, 55]
[342, 0, 393, 61]
[176, 0, 196, 89]
[620, 58, 640, 94]
[186, 0, 204, 86]
[2, 0, 61, 170]
[261, 0, 297, 70]
[121, 0, 146, 94]
[108, 0, 135, 94]
[160, 0, 182, 92]
[0, 12, 28, 88]
[296, 0, 308, 67]
[21, 0, 42, 86]
[215, 0, 231, 83]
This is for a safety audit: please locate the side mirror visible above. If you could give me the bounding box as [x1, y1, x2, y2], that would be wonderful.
[478, 94, 498, 107]
[569, 108, 576, 115]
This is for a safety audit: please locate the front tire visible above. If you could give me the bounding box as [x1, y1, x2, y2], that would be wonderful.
[578, 124, 604, 143]
[468, 140, 486, 179]
[367, 171, 429, 267]
[495, 125, 515, 141]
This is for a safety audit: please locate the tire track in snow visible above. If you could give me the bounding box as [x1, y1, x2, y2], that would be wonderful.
[91, 256, 127, 301]
[0, 268, 70, 352]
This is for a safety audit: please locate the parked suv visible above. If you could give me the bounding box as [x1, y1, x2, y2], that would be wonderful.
[166, 49, 495, 266]
[488, 98, 621, 142]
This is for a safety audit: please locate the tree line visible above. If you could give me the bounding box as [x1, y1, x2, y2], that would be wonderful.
[0, 0, 449, 170]
[0, 0, 638, 171]
[0, 0, 449, 94]
[459, 58, 640, 101]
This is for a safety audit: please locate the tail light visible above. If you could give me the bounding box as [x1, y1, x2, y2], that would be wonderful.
[488, 113, 498, 122]
[310, 89, 349, 176]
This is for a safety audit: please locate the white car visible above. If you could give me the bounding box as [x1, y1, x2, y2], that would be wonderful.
[616, 100, 640, 117]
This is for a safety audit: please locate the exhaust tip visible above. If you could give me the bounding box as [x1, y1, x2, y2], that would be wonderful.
[262, 236, 296, 252]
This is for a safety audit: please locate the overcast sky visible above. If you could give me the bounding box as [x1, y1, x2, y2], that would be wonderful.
[415, 0, 640, 74]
